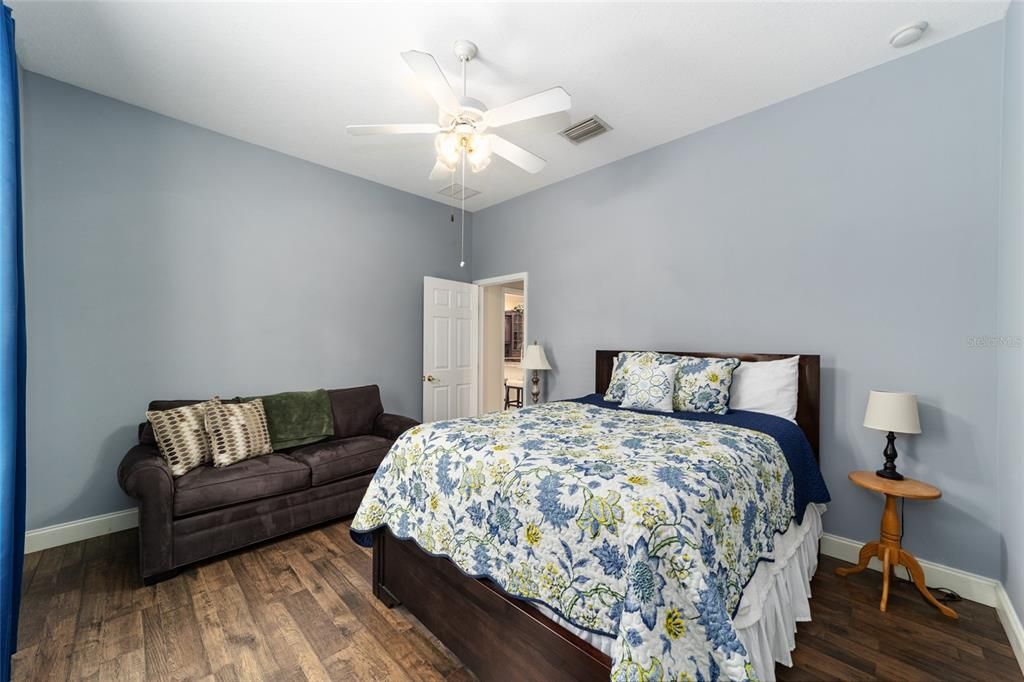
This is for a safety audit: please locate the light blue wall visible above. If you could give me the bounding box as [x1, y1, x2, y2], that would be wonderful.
[472, 24, 1006, 577]
[997, 3, 1023, 612]
[22, 73, 469, 530]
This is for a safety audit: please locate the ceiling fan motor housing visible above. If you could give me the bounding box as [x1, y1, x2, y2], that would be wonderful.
[440, 97, 487, 130]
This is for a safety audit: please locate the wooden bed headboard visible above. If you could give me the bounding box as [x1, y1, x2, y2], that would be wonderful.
[595, 350, 821, 460]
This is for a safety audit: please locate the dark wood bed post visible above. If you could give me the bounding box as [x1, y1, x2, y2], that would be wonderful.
[372, 530, 400, 607]
[370, 350, 822, 681]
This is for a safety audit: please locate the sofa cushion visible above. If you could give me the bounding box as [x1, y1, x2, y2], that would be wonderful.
[287, 435, 391, 486]
[173, 454, 310, 517]
[328, 385, 384, 439]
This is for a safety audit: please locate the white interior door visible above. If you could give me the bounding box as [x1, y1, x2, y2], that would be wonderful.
[423, 277, 479, 422]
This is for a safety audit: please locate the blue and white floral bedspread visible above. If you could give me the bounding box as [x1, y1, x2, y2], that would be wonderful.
[351, 401, 823, 681]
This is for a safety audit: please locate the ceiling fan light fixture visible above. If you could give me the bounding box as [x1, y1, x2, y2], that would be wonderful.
[434, 132, 462, 169]
[469, 155, 491, 173]
[467, 134, 492, 172]
[435, 131, 493, 172]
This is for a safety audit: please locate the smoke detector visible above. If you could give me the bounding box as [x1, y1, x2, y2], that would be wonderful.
[890, 22, 928, 48]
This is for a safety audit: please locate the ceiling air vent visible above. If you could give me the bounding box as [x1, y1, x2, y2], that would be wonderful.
[438, 183, 481, 200]
[560, 115, 612, 144]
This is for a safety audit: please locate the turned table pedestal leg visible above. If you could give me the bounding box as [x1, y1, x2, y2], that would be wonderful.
[835, 493, 958, 619]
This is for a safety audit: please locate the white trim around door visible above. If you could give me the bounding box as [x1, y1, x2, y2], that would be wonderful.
[473, 272, 528, 415]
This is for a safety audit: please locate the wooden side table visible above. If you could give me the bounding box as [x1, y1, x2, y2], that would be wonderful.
[835, 471, 957, 619]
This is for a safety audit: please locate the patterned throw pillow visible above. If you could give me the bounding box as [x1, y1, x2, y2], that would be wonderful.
[620, 361, 676, 412]
[205, 398, 273, 467]
[146, 399, 219, 477]
[673, 356, 741, 414]
[604, 351, 681, 402]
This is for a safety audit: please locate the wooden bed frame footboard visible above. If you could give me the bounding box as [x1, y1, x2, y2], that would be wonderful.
[373, 528, 612, 681]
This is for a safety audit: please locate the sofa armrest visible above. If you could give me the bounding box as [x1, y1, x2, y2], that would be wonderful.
[118, 444, 173, 497]
[373, 413, 419, 441]
[117, 444, 175, 580]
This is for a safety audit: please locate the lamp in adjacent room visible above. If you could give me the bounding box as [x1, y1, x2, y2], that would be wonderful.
[521, 342, 552, 405]
[863, 390, 921, 480]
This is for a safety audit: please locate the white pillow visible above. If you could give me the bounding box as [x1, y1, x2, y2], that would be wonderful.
[729, 356, 800, 421]
[620, 361, 677, 412]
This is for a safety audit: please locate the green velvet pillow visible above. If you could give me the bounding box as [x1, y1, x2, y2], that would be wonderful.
[242, 389, 334, 450]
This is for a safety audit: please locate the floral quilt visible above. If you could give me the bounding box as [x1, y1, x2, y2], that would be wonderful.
[351, 401, 799, 682]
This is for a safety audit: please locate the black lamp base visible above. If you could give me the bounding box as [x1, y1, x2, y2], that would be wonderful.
[875, 431, 904, 480]
[875, 467, 905, 481]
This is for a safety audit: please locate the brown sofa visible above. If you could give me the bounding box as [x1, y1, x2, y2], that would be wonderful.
[117, 385, 417, 583]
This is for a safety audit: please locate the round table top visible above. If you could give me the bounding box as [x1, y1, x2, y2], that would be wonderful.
[848, 470, 941, 500]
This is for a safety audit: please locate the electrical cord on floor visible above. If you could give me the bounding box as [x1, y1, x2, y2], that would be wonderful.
[893, 497, 963, 603]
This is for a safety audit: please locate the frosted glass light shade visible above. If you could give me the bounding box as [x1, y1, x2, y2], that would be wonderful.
[863, 391, 921, 434]
[521, 343, 551, 371]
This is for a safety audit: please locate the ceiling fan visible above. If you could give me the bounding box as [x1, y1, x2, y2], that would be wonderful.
[347, 40, 571, 180]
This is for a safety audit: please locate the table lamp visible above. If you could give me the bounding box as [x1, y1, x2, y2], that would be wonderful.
[521, 342, 551, 404]
[863, 390, 921, 480]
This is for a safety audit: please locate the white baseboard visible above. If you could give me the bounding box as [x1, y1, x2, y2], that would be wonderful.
[24, 508, 138, 554]
[820, 532, 1000, 607]
[822, 532, 1023, 672]
[996, 583, 1024, 675]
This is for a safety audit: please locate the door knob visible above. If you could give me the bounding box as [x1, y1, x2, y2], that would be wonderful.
[422, 374, 437, 383]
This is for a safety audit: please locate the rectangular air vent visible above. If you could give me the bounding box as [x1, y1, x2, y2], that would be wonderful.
[560, 115, 612, 144]
[438, 183, 480, 200]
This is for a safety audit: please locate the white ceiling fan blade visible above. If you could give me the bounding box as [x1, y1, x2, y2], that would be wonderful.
[483, 87, 571, 128]
[490, 135, 546, 174]
[346, 123, 440, 136]
[401, 50, 461, 115]
[429, 160, 452, 181]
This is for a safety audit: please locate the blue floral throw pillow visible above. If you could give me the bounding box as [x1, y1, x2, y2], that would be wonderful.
[620, 361, 676, 412]
[673, 356, 740, 414]
[604, 351, 681, 402]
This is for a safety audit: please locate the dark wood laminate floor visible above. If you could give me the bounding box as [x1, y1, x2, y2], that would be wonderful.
[12, 519, 1022, 681]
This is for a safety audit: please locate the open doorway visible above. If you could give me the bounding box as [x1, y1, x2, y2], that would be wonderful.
[476, 273, 527, 413]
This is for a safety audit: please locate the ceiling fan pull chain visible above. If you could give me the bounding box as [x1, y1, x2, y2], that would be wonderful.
[460, 148, 466, 268]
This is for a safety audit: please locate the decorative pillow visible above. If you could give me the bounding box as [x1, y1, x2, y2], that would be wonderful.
[673, 356, 740, 414]
[730, 355, 800, 421]
[620, 362, 676, 412]
[146, 399, 219, 477]
[604, 351, 681, 402]
[205, 398, 273, 467]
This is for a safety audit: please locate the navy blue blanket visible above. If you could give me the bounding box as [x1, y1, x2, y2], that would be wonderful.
[569, 394, 830, 524]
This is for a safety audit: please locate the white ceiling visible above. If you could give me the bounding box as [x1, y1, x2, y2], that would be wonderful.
[10, 1, 1010, 210]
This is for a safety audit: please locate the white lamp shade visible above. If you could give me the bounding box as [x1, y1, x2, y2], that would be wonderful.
[863, 390, 921, 434]
[521, 343, 552, 370]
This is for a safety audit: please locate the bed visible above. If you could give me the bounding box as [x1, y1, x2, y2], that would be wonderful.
[351, 351, 829, 681]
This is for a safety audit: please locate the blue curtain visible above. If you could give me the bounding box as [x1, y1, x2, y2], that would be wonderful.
[0, 4, 23, 682]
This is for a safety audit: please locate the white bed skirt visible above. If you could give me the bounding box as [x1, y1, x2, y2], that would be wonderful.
[733, 503, 824, 680]
[536, 504, 825, 681]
